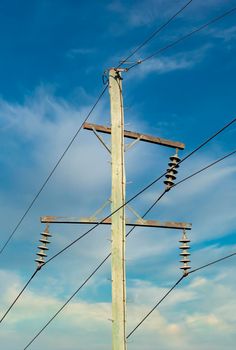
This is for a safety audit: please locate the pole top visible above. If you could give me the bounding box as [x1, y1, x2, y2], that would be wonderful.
[109, 67, 127, 72]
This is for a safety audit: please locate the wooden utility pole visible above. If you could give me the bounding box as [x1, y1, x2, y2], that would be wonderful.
[109, 68, 126, 350]
[40, 68, 192, 350]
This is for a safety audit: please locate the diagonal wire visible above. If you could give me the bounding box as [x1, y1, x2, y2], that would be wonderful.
[21, 146, 236, 347]
[23, 254, 110, 350]
[189, 252, 236, 275]
[1, 1, 235, 256]
[2, 123, 235, 330]
[2, 4, 235, 259]
[1, 113, 234, 329]
[0, 191, 167, 328]
[0, 84, 108, 257]
[4, 146, 235, 327]
[120, 148, 236, 339]
[173, 149, 236, 188]
[2, 2, 235, 338]
[179, 119, 236, 164]
[0, 266, 41, 324]
[23, 190, 167, 349]
[126, 275, 185, 339]
[126, 6, 236, 71]
[0, 0, 194, 255]
[118, 0, 194, 67]
[44, 117, 236, 265]
[127, 250, 236, 338]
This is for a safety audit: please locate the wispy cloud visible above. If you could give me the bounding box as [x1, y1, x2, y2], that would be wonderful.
[2, 264, 236, 350]
[0, 84, 235, 349]
[127, 45, 211, 79]
[210, 25, 236, 42]
[67, 47, 96, 59]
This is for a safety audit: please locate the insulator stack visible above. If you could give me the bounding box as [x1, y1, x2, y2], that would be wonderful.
[35, 224, 51, 267]
[164, 151, 181, 189]
[179, 229, 191, 275]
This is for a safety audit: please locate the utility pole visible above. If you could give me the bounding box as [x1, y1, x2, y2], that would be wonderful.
[109, 68, 126, 350]
[40, 67, 192, 350]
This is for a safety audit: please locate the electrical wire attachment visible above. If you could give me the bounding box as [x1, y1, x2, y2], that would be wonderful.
[35, 224, 51, 267]
[164, 150, 181, 189]
[102, 70, 109, 85]
[179, 229, 191, 275]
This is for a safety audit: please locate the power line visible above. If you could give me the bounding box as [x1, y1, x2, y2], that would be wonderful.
[2, 105, 234, 343]
[180, 118, 236, 164]
[0, 0, 191, 256]
[174, 149, 236, 188]
[0, 191, 167, 327]
[189, 251, 236, 275]
[1, 0, 195, 256]
[23, 191, 167, 349]
[118, 0, 194, 67]
[126, 149, 236, 337]
[2, 1, 235, 256]
[0, 0, 194, 256]
[126, 6, 236, 71]
[126, 275, 185, 339]
[21, 146, 236, 347]
[2, 3, 235, 341]
[44, 117, 236, 265]
[127, 250, 236, 338]
[3, 147, 235, 327]
[23, 254, 110, 350]
[0, 84, 108, 257]
[2, 0, 234, 265]
[0, 266, 40, 324]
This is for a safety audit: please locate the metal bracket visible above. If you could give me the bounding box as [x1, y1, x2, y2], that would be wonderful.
[125, 135, 142, 151]
[126, 204, 145, 224]
[92, 127, 111, 154]
[86, 198, 111, 221]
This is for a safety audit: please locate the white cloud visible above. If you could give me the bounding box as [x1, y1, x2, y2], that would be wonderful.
[0, 85, 235, 349]
[132, 55, 193, 76]
[126, 45, 211, 79]
[210, 25, 236, 42]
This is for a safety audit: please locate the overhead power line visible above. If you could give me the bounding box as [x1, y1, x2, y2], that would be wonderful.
[189, 251, 236, 275]
[0, 191, 167, 326]
[23, 190, 167, 349]
[0, 84, 108, 257]
[1, 2, 234, 263]
[2, 3, 235, 343]
[44, 117, 236, 265]
[126, 6, 236, 71]
[0, 267, 40, 324]
[118, 0, 194, 67]
[21, 148, 235, 348]
[126, 275, 185, 339]
[25, 249, 236, 348]
[0, 0, 194, 257]
[0, 1, 194, 257]
[127, 250, 236, 338]
[23, 254, 111, 350]
[174, 149, 236, 188]
[3, 147, 235, 327]
[2, 3, 235, 257]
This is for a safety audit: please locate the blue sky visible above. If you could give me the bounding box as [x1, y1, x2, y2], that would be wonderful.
[0, 0, 236, 349]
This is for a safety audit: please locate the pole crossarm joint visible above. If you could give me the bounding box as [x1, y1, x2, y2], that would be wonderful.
[83, 122, 185, 150]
